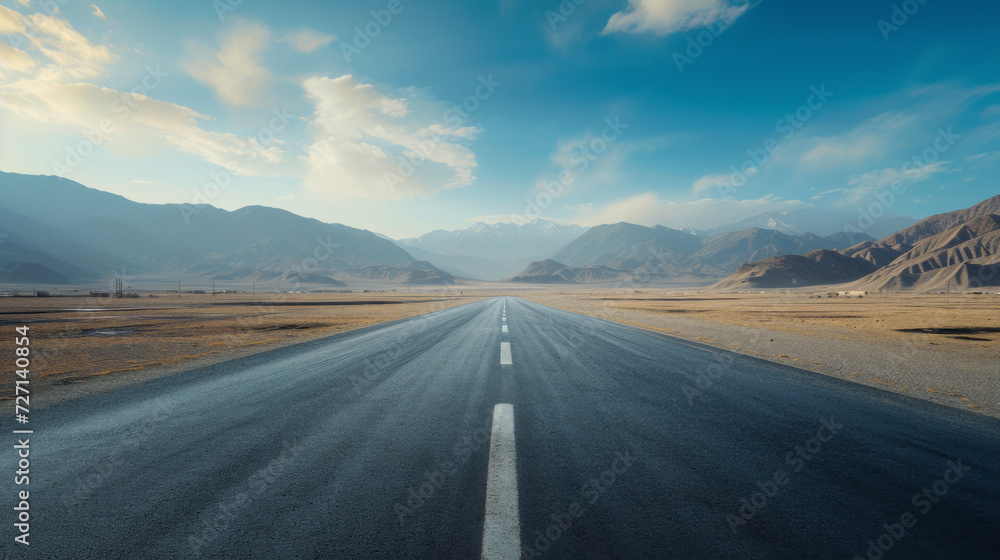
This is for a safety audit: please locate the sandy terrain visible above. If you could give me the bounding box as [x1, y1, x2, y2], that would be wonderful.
[3, 285, 998, 419]
[518, 289, 1000, 418]
[0, 291, 485, 406]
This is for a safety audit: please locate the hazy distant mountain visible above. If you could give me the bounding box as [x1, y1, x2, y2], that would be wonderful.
[336, 260, 457, 285]
[548, 222, 844, 282]
[0, 172, 443, 286]
[825, 231, 875, 249]
[714, 250, 878, 290]
[703, 209, 916, 239]
[679, 227, 709, 237]
[552, 223, 702, 270]
[506, 259, 582, 284]
[690, 228, 839, 272]
[505, 259, 704, 284]
[506, 259, 648, 284]
[0, 206, 121, 282]
[506, 259, 621, 284]
[398, 219, 586, 276]
[0, 262, 75, 285]
[390, 244, 509, 281]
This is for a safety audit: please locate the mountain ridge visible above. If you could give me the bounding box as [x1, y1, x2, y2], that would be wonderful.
[0, 172, 445, 287]
[712, 195, 1000, 291]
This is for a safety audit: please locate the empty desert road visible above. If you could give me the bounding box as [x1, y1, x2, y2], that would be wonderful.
[4, 297, 999, 559]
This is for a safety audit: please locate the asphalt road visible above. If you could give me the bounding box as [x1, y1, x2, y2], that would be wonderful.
[4, 297, 999, 559]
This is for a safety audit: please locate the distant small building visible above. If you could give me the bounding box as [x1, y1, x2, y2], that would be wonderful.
[838, 291, 867, 298]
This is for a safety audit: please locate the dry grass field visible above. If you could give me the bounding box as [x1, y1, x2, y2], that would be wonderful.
[0, 291, 485, 404]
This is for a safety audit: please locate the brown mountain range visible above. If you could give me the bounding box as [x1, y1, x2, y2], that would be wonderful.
[714, 195, 1000, 291]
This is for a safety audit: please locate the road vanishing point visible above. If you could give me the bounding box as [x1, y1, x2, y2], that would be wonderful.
[4, 298, 999, 559]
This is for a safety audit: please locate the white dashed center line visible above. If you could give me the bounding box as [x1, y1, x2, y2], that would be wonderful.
[481, 403, 519, 560]
[502, 325, 508, 333]
[500, 342, 512, 365]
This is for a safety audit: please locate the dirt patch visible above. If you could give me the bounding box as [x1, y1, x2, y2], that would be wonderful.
[897, 327, 1000, 335]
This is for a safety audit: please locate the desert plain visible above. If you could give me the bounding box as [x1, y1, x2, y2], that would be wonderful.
[2, 288, 998, 417]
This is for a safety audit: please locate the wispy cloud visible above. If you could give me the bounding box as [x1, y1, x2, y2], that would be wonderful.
[838, 161, 950, 204]
[603, 0, 758, 36]
[691, 172, 731, 195]
[0, 7, 301, 181]
[282, 28, 335, 54]
[302, 75, 480, 199]
[583, 192, 808, 229]
[794, 84, 1000, 172]
[965, 150, 1000, 167]
[183, 20, 271, 106]
[800, 111, 915, 167]
[0, 5, 116, 80]
[5, 79, 292, 174]
[564, 202, 595, 213]
[464, 214, 576, 225]
[0, 42, 35, 75]
[89, 4, 107, 21]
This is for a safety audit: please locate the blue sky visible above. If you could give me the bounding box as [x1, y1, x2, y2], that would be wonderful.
[1, 0, 998, 238]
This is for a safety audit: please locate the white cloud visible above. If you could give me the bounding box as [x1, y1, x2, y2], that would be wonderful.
[603, 0, 757, 35]
[800, 111, 915, 167]
[0, 5, 24, 34]
[541, 128, 671, 198]
[0, 9, 297, 182]
[89, 4, 107, 21]
[546, 131, 629, 191]
[839, 161, 949, 204]
[582, 192, 808, 229]
[809, 187, 849, 201]
[302, 75, 480, 199]
[282, 28, 335, 54]
[0, 7, 116, 80]
[3, 79, 292, 176]
[965, 151, 1000, 167]
[183, 20, 271, 106]
[464, 214, 577, 225]
[464, 215, 524, 224]
[793, 84, 1000, 173]
[0, 41, 35, 75]
[691, 172, 731, 195]
[564, 203, 595, 213]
